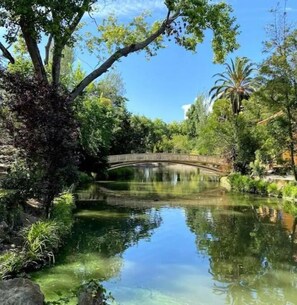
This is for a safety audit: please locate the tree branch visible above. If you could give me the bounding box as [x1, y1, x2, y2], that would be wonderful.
[52, 0, 90, 87]
[20, 17, 48, 83]
[44, 34, 53, 65]
[0, 42, 15, 64]
[69, 11, 179, 102]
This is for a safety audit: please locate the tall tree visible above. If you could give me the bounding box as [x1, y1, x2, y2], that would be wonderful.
[257, 32, 297, 179]
[0, 0, 239, 99]
[209, 57, 257, 115]
[186, 95, 208, 138]
[0, 0, 239, 212]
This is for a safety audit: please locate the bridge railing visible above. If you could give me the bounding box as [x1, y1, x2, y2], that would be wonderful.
[108, 153, 227, 166]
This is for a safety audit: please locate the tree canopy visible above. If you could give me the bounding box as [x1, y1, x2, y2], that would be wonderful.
[0, 0, 239, 101]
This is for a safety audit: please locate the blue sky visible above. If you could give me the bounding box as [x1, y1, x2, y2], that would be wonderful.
[86, 0, 297, 122]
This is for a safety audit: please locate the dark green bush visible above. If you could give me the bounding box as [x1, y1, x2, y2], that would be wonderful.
[78, 171, 94, 185]
[0, 191, 23, 227]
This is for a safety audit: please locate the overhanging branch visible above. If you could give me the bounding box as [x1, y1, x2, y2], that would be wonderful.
[69, 11, 179, 102]
[0, 42, 15, 64]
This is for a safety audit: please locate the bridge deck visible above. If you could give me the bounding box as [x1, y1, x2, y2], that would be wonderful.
[108, 153, 229, 174]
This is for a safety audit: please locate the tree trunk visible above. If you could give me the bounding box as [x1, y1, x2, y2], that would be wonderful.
[20, 17, 48, 83]
[52, 43, 62, 87]
[286, 106, 297, 180]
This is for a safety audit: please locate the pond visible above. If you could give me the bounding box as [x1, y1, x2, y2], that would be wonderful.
[31, 165, 297, 305]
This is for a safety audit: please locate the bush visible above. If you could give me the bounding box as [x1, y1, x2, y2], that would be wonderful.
[254, 179, 268, 196]
[228, 173, 268, 196]
[78, 171, 94, 185]
[0, 252, 24, 279]
[283, 183, 297, 201]
[51, 193, 75, 234]
[228, 173, 297, 202]
[267, 183, 281, 197]
[0, 192, 75, 279]
[24, 221, 60, 261]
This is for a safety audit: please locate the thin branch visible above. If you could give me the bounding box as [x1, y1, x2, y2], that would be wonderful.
[0, 42, 15, 64]
[69, 11, 180, 102]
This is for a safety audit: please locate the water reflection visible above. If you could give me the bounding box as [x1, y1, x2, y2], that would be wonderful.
[78, 166, 222, 202]
[186, 204, 297, 305]
[32, 166, 297, 305]
[31, 203, 162, 301]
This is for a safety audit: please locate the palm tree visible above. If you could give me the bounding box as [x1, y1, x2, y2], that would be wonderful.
[209, 57, 257, 115]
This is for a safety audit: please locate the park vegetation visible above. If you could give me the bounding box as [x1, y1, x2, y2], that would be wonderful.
[0, 0, 297, 284]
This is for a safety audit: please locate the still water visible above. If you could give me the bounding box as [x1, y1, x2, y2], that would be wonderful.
[32, 166, 297, 305]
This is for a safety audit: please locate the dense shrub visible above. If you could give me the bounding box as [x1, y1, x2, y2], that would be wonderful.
[228, 173, 297, 201]
[228, 173, 268, 195]
[0, 192, 75, 279]
[51, 193, 75, 233]
[282, 183, 297, 200]
[267, 183, 281, 197]
[78, 171, 94, 185]
[0, 73, 79, 215]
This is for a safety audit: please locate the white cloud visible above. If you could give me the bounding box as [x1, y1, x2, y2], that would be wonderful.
[91, 0, 166, 17]
[182, 104, 192, 120]
[286, 7, 297, 12]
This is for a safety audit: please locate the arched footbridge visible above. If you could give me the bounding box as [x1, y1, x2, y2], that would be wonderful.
[108, 153, 230, 175]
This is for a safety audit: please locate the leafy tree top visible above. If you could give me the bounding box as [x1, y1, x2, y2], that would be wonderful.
[0, 0, 239, 101]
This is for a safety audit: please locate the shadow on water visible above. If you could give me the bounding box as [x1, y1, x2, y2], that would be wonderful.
[31, 165, 297, 305]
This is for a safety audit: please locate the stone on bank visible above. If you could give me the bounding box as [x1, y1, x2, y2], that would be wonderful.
[0, 278, 44, 305]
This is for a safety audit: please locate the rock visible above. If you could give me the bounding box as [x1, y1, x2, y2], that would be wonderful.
[0, 278, 44, 305]
[78, 291, 105, 305]
[77, 280, 109, 305]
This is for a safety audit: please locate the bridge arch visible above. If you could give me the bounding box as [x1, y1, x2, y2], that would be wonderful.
[107, 153, 230, 175]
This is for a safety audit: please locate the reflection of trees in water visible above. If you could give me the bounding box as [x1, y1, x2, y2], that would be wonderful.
[63, 203, 162, 273]
[185, 204, 297, 305]
[32, 203, 162, 302]
[132, 166, 218, 183]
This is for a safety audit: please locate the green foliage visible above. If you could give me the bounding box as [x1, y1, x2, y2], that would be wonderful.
[256, 23, 297, 179]
[228, 173, 297, 201]
[0, 252, 24, 278]
[51, 193, 75, 233]
[0, 191, 23, 227]
[185, 95, 208, 139]
[228, 173, 269, 195]
[0, 192, 75, 279]
[210, 57, 257, 115]
[77, 95, 114, 158]
[249, 151, 266, 177]
[78, 171, 94, 185]
[267, 182, 281, 198]
[1, 160, 36, 201]
[108, 167, 135, 180]
[282, 183, 297, 200]
[24, 221, 60, 261]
